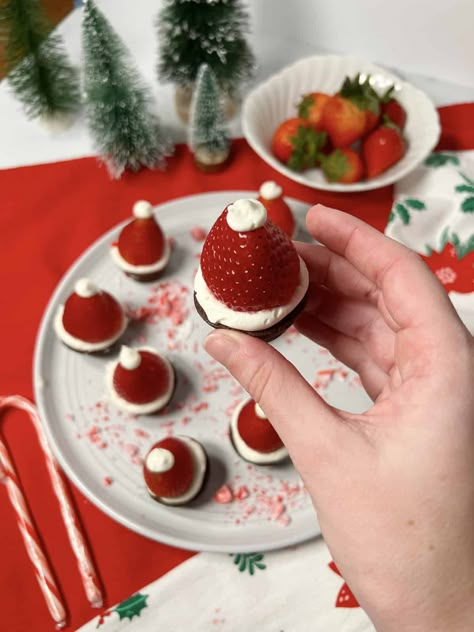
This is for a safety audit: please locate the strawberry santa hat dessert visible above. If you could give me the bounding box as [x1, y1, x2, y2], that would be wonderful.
[54, 278, 127, 353]
[143, 436, 208, 505]
[106, 346, 175, 415]
[231, 398, 288, 465]
[111, 200, 171, 281]
[257, 181, 297, 238]
[194, 198, 309, 342]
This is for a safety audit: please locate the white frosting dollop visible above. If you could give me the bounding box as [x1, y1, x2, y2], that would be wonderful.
[231, 399, 288, 465]
[119, 346, 141, 370]
[75, 278, 99, 298]
[133, 200, 154, 219]
[226, 199, 267, 232]
[259, 181, 282, 200]
[254, 403, 267, 419]
[194, 256, 309, 331]
[105, 346, 175, 415]
[146, 437, 207, 505]
[146, 448, 175, 473]
[111, 239, 171, 275]
[54, 305, 128, 352]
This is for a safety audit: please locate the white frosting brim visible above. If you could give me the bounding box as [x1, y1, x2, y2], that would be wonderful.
[230, 399, 289, 464]
[106, 347, 175, 414]
[194, 256, 308, 331]
[147, 436, 207, 505]
[54, 305, 128, 352]
[111, 239, 171, 275]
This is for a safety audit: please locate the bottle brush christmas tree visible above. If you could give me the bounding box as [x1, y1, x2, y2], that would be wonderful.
[157, 0, 255, 122]
[0, 0, 80, 127]
[82, 0, 173, 179]
[189, 63, 230, 173]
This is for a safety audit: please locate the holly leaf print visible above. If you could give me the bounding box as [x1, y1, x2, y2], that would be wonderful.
[461, 197, 474, 213]
[231, 552, 266, 575]
[424, 153, 460, 167]
[455, 184, 474, 194]
[405, 198, 426, 210]
[113, 593, 148, 621]
[394, 203, 410, 225]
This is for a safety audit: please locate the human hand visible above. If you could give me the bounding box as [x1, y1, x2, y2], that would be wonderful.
[204, 204, 474, 632]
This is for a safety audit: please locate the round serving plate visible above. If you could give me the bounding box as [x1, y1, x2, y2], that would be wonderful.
[34, 191, 372, 552]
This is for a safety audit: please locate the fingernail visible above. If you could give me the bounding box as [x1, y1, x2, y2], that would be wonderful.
[203, 330, 241, 364]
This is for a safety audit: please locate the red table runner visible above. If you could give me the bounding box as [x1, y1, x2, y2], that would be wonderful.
[0, 103, 472, 631]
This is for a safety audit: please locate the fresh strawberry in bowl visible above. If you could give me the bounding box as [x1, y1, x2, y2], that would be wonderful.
[362, 119, 406, 178]
[194, 198, 309, 342]
[380, 86, 407, 130]
[297, 91, 330, 130]
[271, 117, 327, 170]
[321, 148, 364, 184]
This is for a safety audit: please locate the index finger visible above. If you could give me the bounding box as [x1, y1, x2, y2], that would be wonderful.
[306, 204, 457, 330]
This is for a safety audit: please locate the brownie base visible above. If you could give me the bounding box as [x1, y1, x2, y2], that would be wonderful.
[124, 269, 165, 283]
[146, 441, 209, 506]
[194, 290, 308, 343]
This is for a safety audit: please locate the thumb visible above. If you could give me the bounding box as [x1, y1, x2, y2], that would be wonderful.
[203, 329, 341, 458]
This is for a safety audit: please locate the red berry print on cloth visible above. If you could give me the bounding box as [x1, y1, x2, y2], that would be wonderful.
[201, 207, 300, 312]
[328, 561, 360, 608]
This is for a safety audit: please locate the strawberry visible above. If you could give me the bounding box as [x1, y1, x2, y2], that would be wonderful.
[62, 288, 124, 343]
[321, 148, 364, 184]
[113, 350, 172, 404]
[362, 120, 406, 178]
[321, 95, 367, 148]
[380, 86, 407, 130]
[257, 196, 295, 237]
[297, 91, 330, 130]
[143, 437, 194, 499]
[201, 205, 300, 312]
[257, 181, 295, 238]
[271, 117, 327, 170]
[237, 399, 283, 453]
[338, 74, 381, 135]
[118, 217, 165, 265]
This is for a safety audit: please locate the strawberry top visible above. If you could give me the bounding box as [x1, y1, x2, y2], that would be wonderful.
[257, 181, 296, 238]
[113, 347, 173, 404]
[62, 279, 124, 343]
[237, 400, 284, 453]
[200, 200, 300, 312]
[117, 200, 165, 265]
[143, 437, 194, 499]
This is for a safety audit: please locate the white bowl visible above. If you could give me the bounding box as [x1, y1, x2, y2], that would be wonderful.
[242, 54, 441, 192]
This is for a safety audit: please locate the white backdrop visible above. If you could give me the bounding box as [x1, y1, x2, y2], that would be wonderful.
[0, 0, 473, 169]
[248, 0, 474, 89]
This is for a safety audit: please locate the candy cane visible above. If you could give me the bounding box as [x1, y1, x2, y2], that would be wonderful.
[0, 396, 103, 619]
[0, 432, 67, 628]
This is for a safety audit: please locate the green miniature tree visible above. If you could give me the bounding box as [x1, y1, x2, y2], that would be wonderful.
[157, 0, 255, 94]
[0, 0, 80, 123]
[189, 64, 229, 153]
[82, 0, 173, 179]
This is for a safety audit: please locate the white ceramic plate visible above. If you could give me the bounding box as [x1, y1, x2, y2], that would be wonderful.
[242, 54, 441, 192]
[33, 191, 372, 552]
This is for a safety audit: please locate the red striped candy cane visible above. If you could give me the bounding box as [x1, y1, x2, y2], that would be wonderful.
[0, 396, 104, 617]
[0, 433, 67, 628]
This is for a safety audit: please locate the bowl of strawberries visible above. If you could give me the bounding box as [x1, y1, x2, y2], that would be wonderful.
[242, 54, 440, 191]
